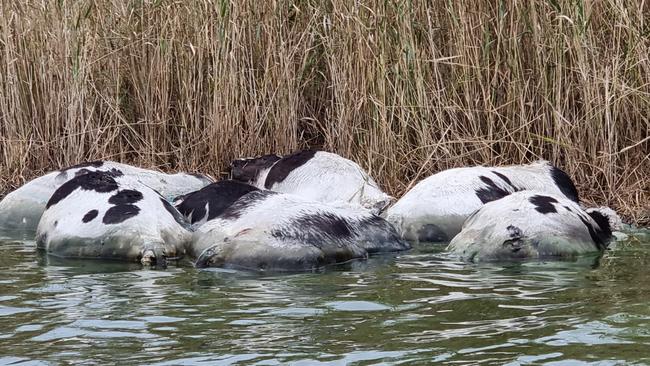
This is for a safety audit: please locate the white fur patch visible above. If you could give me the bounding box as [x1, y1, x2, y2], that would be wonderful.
[257, 151, 393, 214]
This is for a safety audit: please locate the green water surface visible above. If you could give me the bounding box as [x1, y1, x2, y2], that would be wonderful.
[1, 230, 649, 365]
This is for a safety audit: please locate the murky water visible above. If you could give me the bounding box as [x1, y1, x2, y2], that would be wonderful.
[1, 230, 650, 365]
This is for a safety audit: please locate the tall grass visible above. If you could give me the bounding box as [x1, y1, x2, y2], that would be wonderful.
[0, 0, 648, 223]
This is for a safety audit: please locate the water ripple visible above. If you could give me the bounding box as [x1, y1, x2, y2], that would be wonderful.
[0, 230, 649, 364]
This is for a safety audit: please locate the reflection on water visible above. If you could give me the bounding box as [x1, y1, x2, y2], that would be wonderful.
[0, 230, 649, 364]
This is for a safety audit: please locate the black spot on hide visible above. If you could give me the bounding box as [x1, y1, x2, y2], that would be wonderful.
[108, 189, 143, 205]
[82, 209, 99, 223]
[75, 167, 123, 179]
[577, 214, 610, 251]
[102, 204, 140, 224]
[475, 176, 511, 204]
[550, 165, 580, 203]
[580, 210, 613, 250]
[292, 213, 353, 239]
[47, 171, 119, 209]
[264, 150, 318, 189]
[529, 195, 558, 214]
[492, 171, 520, 191]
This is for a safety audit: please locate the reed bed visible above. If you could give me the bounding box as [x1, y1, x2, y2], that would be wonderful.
[0, 0, 648, 224]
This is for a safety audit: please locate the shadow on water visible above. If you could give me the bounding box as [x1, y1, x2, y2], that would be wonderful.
[0, 229, 649, 364]
[36, 254, 193, 276]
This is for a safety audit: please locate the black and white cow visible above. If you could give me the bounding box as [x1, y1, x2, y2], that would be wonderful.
[230, 150, 393, 214]
[446, 190, 618, 262]
[35, 170, 192, 265]
[383, 161, 582, 242]
[0, 161, 212, 234]
[186, 183, 410, 271]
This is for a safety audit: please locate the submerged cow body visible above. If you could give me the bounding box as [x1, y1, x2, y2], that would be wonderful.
[36, 171, 192, 265]
[447, 191, 616, 262]
[0, 161, 212, 234]
[383, 161, 580, 242]
[178, 181, 410, 271]
[230, 150, 393, 214]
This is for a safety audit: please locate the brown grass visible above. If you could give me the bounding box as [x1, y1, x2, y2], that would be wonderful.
[0, 0, 648, 224]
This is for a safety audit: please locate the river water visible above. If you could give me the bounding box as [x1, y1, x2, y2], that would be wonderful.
[1, 230, 649, 365]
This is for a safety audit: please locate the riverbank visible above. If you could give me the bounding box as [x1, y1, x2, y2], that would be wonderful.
[0, 0, 648, 225]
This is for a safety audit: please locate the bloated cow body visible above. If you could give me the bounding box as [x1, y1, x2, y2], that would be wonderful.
[36, 171, 192, 265]
[383, 161, 580, 242]
[447, 191, 615, 262]
[0, 161, 212, 234]
[231, 150, 393, 214]
[186, 185, 410, 271]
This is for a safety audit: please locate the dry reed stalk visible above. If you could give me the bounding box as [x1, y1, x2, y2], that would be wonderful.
[0, 0, 648, 224]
